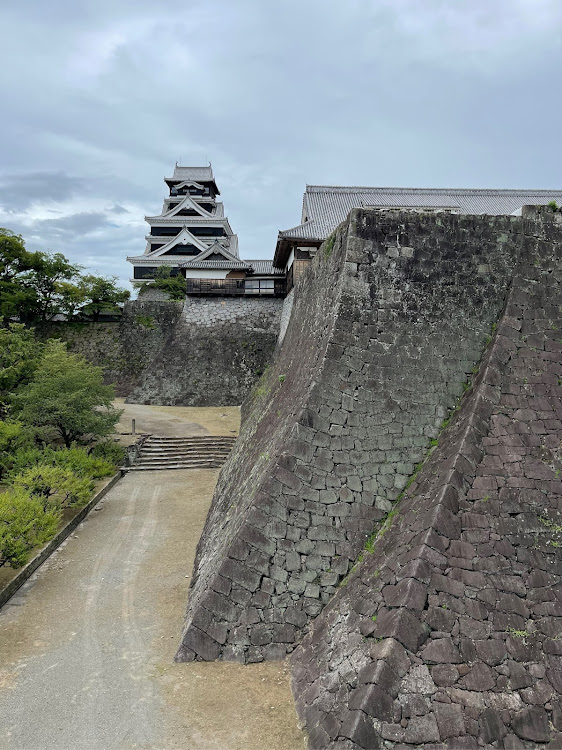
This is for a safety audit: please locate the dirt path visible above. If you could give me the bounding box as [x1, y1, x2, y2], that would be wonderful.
[0, 407, 304, 750]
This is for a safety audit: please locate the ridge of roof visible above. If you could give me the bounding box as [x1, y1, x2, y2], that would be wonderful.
[305, 185, 562, 195]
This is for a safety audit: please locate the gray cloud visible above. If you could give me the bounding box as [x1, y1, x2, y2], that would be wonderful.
[32, 212, 114, 236]
[0, 0, 561, 293]
[0, 172, 85, 211]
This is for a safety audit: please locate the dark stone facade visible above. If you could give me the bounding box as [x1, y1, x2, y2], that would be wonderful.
[39, 296, 281, 406]
[36, 300, 183, 396]
[176, 207, 541, 668]
[125, 297, 282, 406]
[290, 206, 562, 748]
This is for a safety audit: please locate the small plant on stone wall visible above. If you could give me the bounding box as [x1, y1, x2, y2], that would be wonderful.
[134, 315, 156, 329]
[548, 201, 560, 212]
[278, 374, 286, 384]
[323, 233, 336, 258]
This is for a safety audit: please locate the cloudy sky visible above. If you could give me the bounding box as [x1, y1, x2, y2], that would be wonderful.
[0, 0, 561, 292]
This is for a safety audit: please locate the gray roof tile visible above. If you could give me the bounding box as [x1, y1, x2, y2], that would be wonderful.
[279, 186, 562, 240]
[247, 259, 285, 275]
[167, 166, 214, 182]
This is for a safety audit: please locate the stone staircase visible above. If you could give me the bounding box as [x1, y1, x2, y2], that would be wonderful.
[125, 435, 236, 471]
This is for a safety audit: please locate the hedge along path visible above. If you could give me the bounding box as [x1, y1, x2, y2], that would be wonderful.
[0, 471, 123, 610]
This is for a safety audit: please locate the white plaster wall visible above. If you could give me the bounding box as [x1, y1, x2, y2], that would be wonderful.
[185, 270, 230, 279]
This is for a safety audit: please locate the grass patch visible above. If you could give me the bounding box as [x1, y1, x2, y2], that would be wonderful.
[539, 516, 562, 534]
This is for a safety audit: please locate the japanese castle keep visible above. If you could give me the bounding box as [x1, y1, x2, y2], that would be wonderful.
[127, 164, 284, 297]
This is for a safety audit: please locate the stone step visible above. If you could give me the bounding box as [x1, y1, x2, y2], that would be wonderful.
[139, 449, 231, 455]
[137, 455, 230, 463]
[139, 445, 232, 452]
[128, 434, 235, 472]
[144, 436, 236, 442]
[126, 461, 223, 471]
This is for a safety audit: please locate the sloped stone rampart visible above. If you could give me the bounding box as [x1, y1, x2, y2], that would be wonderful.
[125, 296, 282, 405]
[176, 208, 523, 664]
[290, 207, 562, 748]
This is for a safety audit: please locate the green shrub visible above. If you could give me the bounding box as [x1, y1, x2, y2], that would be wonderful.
[9, 445, 115, 479]
[52, 447, 114, 478]
[89, 440, 125, 468]
[152, 276, 186, 300]
[0, 420, 34, 478]
[0, 489, 60, 568]
[7, 446, 48, 475]
[134, 315, 156, 329]
[11, 464, 94, 510]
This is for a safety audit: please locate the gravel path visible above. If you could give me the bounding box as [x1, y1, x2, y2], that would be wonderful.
[0, 408, 303, 750]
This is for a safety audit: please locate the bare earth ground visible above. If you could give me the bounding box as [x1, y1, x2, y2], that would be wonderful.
[0, 406, 304, 750]
[115, 399, 241, 444]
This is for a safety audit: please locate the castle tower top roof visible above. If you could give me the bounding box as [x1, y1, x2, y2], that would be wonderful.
[166, 165, 214, 183]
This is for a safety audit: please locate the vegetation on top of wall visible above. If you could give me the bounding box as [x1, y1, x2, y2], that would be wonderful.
[0, 227, 130, 323]
[548, 201, 561, 213]
[136, 265, 186, 301]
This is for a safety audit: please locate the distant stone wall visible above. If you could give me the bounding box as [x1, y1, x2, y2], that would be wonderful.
[291, 209, 562, 749]
[175, 208, 525, 665]
[35, 300, 182, 396]
[125, 296, 283, 405]
[182, 296, 282, 327]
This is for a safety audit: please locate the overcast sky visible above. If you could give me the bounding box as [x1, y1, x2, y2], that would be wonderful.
[0, 0, 561, 292]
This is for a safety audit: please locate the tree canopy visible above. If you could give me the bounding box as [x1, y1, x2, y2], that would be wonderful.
[78, 274, 130, 321]
[0, 324, 42, 414]
[12, 339, 122, 447]
[0, 227, 130, 322]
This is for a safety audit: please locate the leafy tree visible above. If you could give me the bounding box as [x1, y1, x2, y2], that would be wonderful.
[79, 274, 130, 321]
[21, 252, 82, 321]
[0, 324, 43, 413]
[0, 488, 60, 568]
[0, 229, 42, 320]
[56, 281, 87, 319]
[0, 420, 33, 478]
[1, 227, 130, 322]
[12, 340, 122, 447]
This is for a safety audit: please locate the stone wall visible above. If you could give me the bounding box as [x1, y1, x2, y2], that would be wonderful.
[36, 300, 182, 396]
[37, 295, 281, 406]
[278, 288, 295, 344]
[125, 296, 283, 405]
[290, 207, 562, 749]
[175, 208, 527, 665]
